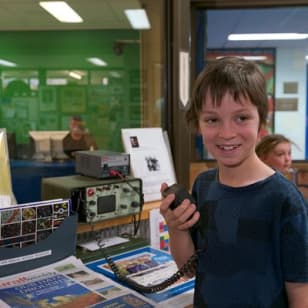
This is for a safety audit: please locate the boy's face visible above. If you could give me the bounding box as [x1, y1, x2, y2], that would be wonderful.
[199, 91, 260, 168]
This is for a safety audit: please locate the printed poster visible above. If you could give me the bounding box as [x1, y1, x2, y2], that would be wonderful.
[121, 128, 177, 202]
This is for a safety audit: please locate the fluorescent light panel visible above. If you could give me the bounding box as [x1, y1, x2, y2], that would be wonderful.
[228, 33, 308, 41]
[216, 55, 267, 61]
[109, 71, 122, 78]
[47, 78, 68, 85]
[124, 9, 150, 29]
[39, 1, 83, 23]
[69, 71, 82, 80]
[87, 57, 107, 66]
[102, 77, 109, 85]
[0, 59, 16, 67]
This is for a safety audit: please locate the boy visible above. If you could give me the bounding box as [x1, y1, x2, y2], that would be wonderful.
[160, 57, 308, 307]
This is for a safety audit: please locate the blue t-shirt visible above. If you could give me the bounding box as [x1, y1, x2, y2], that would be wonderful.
[191, 169, 308, 308]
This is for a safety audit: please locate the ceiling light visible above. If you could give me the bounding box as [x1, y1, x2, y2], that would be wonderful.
[39, 1, 83, 23]
[242, 56, 267, 61]
[228, 33, 308, 41]
[124, 9, 150, 29]
[87, 57, 107, 66]
[0, 59, 16, 67]
[109, 71, 122, 78]
[69, 71, 82, 80]
[216, 55, 267, 61]
[102, 77, 109, 85]
[47, 78, 67, 85]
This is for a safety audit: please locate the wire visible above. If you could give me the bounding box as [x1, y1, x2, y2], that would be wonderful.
[85, 171, 197, 293]
[109, 170, 140, 194]
[96, 237, 198, 293]
[109, 169, 144, 236]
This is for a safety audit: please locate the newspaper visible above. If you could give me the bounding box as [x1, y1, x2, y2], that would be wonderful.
[0, 255, 156, 307]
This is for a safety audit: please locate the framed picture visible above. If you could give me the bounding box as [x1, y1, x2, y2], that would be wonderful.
[59, 86, 86, 113]
[39, 86, 57, 111]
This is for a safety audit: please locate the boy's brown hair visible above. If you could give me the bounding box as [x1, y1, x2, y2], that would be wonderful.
[186, 56, 269, 131]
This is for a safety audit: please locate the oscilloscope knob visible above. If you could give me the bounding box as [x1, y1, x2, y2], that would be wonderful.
[88, 211, 96, 218]
[131, 201, 139, 208]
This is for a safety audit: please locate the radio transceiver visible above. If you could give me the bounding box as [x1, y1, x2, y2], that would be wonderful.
[75, 150, 130, 179]
[41, 175, 143, 223]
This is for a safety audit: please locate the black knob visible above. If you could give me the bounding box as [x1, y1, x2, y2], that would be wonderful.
[131, 201, 139, 208]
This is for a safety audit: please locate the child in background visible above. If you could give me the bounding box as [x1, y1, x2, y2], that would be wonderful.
[256, 133, 293, 174]
[160, 57, 308, 307]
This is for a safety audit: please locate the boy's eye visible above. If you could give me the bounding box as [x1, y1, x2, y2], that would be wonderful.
[204, 118, 217, 124]
[236, 115, 249, 122]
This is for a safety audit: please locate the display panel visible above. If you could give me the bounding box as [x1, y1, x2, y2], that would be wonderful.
[97, 195, 116, 214]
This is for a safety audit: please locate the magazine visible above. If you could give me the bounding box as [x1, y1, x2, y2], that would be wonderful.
[0, 199, 71, 248]
[86, 246, 195, 306]
[0, 256, 156, 308]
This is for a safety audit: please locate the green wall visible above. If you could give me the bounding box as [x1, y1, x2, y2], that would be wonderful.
[0, 30, 141, 157]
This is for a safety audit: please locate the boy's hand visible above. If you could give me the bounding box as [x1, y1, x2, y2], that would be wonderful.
[160, 183, 200, 231]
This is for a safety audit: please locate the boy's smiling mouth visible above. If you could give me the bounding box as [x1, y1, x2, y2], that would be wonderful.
[217, 144, 240, 151]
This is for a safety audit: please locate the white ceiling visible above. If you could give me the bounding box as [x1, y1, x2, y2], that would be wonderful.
[0, 2, 307, 69]
[0, 2, 307, 50]
[0, 0, 142, 31]
[0, 0, 308, 48]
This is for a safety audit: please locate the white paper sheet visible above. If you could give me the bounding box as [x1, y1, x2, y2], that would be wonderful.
[122, 128, 177, 202]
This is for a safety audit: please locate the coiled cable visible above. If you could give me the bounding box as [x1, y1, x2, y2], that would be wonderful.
[97, 237, 198, 293]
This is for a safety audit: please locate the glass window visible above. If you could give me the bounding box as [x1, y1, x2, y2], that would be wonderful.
[0, 1, 165, 159]
[195, 7, 308, 160]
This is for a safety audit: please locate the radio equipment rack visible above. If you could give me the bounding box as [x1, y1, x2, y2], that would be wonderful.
[42, 175, 143, 223]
